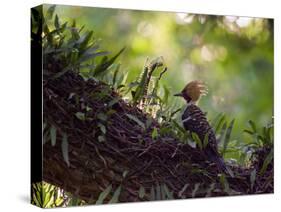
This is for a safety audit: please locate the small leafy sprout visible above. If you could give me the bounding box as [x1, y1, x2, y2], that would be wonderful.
[132, 57, 167, 111]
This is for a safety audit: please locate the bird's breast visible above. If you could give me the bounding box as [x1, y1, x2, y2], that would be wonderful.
[182, 104, 210, 135]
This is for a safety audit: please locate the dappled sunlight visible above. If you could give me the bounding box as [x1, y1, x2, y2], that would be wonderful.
[137, 21, 154, 37]
[201, 45, 228, 62]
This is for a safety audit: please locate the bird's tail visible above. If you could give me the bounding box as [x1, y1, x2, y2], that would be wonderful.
[214, 156, 234, 178]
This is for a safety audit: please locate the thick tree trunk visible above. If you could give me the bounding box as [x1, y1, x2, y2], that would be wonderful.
[42, 71, 273, 204]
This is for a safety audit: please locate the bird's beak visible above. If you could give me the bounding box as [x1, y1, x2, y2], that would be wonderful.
[174, 93, 183, 97]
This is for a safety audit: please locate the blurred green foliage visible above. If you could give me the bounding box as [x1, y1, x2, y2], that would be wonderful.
[54, 5, 273, 145]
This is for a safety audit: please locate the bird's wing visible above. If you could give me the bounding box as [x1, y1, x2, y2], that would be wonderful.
[182, 104, 218, 149]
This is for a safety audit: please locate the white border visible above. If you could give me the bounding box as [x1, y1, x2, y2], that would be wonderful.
[0, 0, 279, 211]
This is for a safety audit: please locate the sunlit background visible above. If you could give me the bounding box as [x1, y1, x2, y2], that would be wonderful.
[55, 5, 273, 144]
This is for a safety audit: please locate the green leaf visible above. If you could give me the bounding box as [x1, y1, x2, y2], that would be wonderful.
[122, 170, 128, 178]
[32, 192, 41, 206]
[162, 184, 173, 199]
[79, 31, 93, 51]
[172, 120, 186, 134]
[68, 196, 79, 206]
[71, 19, 76, 28]
[146, 117, 153, 129]
[98, 123, 106, 134]
[259, 149, 273, 175]
[162, 84, 170, 104]
[191, 132, 202, 150]
[108, 98, 120, 108]
[75, 112, 85, 121]
[36, 189, 42, 205]
[128, 81, 139, 89]
[149, 186, 155, 201]
[219, 174, 230, 192]
[79, 25, 85, 33]
[217, 122, 227, 144]
[248, 120, 257, 133]
[257, 135, 265, 143]
[214, 114, 226, 134]
[250, 169, 256, 191]
[262, 127, 269, 144]
[243, 129, 254, 135]
[70, 48, 79, 64]
[109, 185, 122, 204]
[191, 183, 200, 198]
[160, 184, 166, 200]
[151, 127, 158, 139]
[203, 131, 210, 148]
[178, 184, 189, 198]
[155, 184, 161, 200]
[60, 22, 68, 32]
[138, 186, 146, 198]
[98, 135, 106, 142]
[52, 66, 70, 79]
[50, 125, 57, 146]
[96, 184, 112, 204]
[210, 113, 223, 128]
[54, 14, 60, 29]
[78, 51, 109, 63]
[133, 68, 148, 104]
[97, 113, 107, 121]
[61, 133, 70, 167]
[46, 5, 56, 20]
[94, 47, 125, 77]
[119, 72, 128, 88]
[70, 26, 80, 40]
[80, 44, 99, 55]
[222, 119, 235, 155]
[43, 21, 50, 36]
[112, 64, 121, 87]
[43, 190, 51, 208]
[126, 114, 145, 129]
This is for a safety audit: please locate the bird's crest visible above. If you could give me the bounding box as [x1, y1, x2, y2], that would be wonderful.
[182, 80, 208, 102]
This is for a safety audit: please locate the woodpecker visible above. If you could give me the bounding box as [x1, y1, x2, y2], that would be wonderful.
[174, 81, 233, 177]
